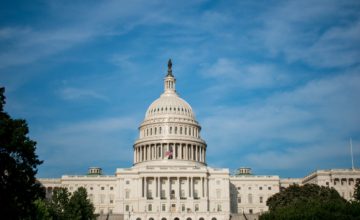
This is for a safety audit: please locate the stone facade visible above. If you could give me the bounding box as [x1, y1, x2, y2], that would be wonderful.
[38, 61, 360, 220]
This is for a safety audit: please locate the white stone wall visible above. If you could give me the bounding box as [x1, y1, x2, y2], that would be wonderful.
[302, 169, 360, 200]
[229, 175, 280, 214]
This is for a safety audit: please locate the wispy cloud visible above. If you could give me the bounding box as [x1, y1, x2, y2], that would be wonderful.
[256, 0, 360, 68]
[58, 87, 109, 101]
[35, 116, 138, 177]
[202, 69, 360, 173]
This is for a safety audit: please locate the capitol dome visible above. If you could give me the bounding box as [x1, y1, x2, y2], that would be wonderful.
[133, 59, 207, 167]
[145, 93, 194, 120]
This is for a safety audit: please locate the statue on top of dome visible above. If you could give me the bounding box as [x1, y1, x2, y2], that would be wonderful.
[167, 59, 173, 77]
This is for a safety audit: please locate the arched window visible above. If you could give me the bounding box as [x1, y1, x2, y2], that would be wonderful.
[159, 127, 162, 134]
[149, 218, 154, 220]
[150, 128, 152, 135]
[161, 218, 167, 220]
[154, 127, 157, 135]
[174, 218, 180, 220]
[187, 218, 192, 220]
[170, 127, 172, 134]
[185, 127, 187, 135]
[211, 218, 217, 220]
[175, 127, 177, 134]
[180, 127, 182, 134]
[199, 218, 205, 220]
[136, 218, 141, 220]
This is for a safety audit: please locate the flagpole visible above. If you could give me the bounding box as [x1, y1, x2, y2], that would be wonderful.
[350, 138, 355, 170]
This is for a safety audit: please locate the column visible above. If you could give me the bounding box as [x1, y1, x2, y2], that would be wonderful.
[191, 177, 194, 198]
[195, 145, 198, 161]
[199, 145, 202, 162]
[134, 148, 136, 163]
[188, 145, 191, 160]
[174, 143, 177, 159]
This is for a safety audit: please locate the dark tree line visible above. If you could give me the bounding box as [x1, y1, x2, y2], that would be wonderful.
[260, 183, 360, 220]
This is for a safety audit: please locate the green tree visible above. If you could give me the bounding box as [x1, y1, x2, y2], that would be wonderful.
[66, 187, 96, 220]
[48, 187, 71, 219]
[0, 87, 44, 219]
[260, 184, 360, 220]
[34, 199, 51, 220]
[47, 187, 96, 220]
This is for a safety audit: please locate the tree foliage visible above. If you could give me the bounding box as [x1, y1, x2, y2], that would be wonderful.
[0, 87, 44, 219]
[260, 184, 360, 220]
[45, 187, 96, 220]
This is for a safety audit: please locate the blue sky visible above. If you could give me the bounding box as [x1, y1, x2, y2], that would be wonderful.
[1, 0, 359, 178]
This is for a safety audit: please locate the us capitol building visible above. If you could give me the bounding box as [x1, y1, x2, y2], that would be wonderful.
[39, 60, 360, 220]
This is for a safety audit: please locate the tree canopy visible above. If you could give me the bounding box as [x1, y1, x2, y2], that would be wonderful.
[0, 87, 44, 219]
[260, 184, 360, 220]
[39, 187, 96, 220]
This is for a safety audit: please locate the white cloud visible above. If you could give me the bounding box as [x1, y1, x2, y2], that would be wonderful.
[58, 87, 109, 101]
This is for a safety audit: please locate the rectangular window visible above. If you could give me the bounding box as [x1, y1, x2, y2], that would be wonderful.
[217, 204, 222, 211]
[147, 190, 153, 199]
[125, 190, 130, 199]
[237, 196, 241, 203]
[195, 204, 199, 211]
[249, 209, 253, 214]
[181, 189, 186, 198]
[162, 204, 166, 211]
[194, 190, 199, 199]
[125, 205, 129, 212]
[182, 204, 185, 212]
[161, 190, 166, 199]
[148, 204, 152, 211]
[260, 196, 263, 203]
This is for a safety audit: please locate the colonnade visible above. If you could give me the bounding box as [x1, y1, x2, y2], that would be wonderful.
[134, 143, 206, 163]
[141, 176, 208, 200]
